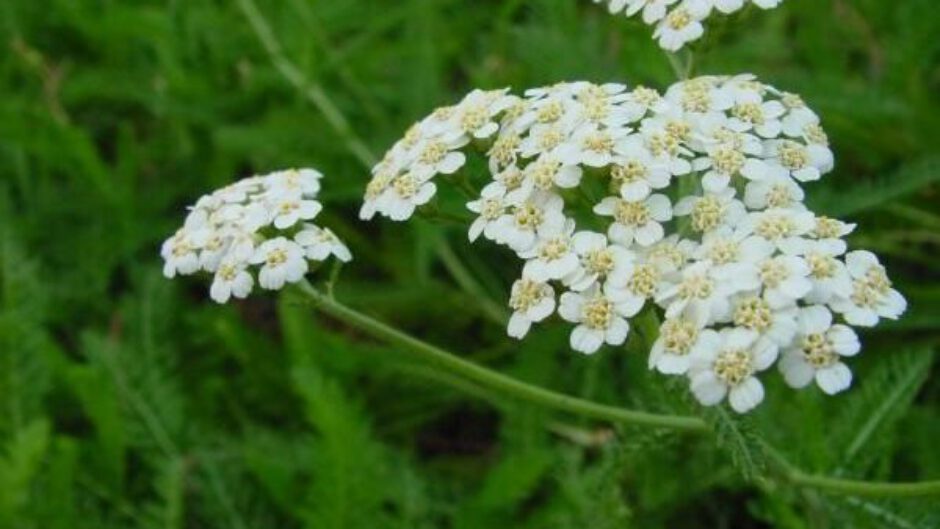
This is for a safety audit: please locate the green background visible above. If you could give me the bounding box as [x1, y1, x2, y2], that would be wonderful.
[1, 0, 938, 527]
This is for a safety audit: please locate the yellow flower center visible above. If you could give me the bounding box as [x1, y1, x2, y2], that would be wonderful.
[714, 349, 753, 386]
[661, 319, 698, 355]
[691, 195, 723, 232]
[733, 297, 773, 332]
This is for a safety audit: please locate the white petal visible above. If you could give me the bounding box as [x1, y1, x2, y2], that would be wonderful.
[729, 378, 764, 413]
[815, 363, 852, 395]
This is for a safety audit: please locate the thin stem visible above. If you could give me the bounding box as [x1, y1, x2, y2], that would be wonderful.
[236, 0, 377, 169]
[296, 280, 706, 431]
[296, 281, 940, 497]
[787, 472, 940, 498]
[435, 238, 509, 326]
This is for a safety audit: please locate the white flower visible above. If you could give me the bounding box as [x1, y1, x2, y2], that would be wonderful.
[295, 224, 352, 263]
[375, 173, 437, 221]
[161, 229, 201, 278]
[674, 189, 746, 234]
[653, 6, 705, 52]
[829, 251, 906, 327]
[507, 278, 556, 339]
[565, 231, 635, 291]
[270, 195, 322, 229]
[730, 295, 798, 356]
[756, 254, 812, 308]
[594, 0, 785, 50]
[557, 123, 630, 168]
[521, 221, 581, 281]
[688, 327, 777, 413]
[210, 260, 253, 303]
[655, 261, 741, 326]
[610, 136, 672, 200]
[251, 237, 309, 290]
[594, 194, 673, 246]
[649, 316, 702, 374]
[727, 99, 786, 138]
[509, 155, 582, 202]
[162, 169, 350, 303]
[491, 191, 567, 253]
[738, 208, 815, 254]
[779, 306, 860, 394]
[410, 136, 469, 180]
[467, 182, 512, 242]
[559, 285, 636, 354]
[764, 139, 834, 182]
[439, 88, 517, 141]
[743, 169, 805, 210]
[801, 240, 852, 304]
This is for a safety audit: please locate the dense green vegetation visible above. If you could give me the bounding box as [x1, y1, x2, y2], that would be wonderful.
[1, 0, 938, 527]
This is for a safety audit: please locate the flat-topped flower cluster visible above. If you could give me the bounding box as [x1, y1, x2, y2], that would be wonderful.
[162, 169, 351, 303]
[593, 0, 785, 51]
[361, 75, 906, 413]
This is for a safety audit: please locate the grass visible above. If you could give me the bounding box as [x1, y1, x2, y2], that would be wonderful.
[0, 0, 938, 527]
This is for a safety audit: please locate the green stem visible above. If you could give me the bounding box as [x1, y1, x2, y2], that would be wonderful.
[236, 0, 376, 169]
[296, 280, 705, 431]
[787, 472, 940, 498]
[295, 281, 940, 497]
[435, 238, 509, 326]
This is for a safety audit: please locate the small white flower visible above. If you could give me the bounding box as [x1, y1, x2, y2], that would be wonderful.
[210, 260, 254, 303]
[649, 316, 703, 374]
[295, 224, 352, 263]
[410, 136, 469, 180]
[594, 194, 673, 246]
[521, 221, 581, 281]
[730, 295, 798, 356]
[829, 251, 906, 327]
[507, 278, 556, 339]
[738, 208, 815, 254]
[375, 173, 437, 221]
[610, 136, 672, 200]
[251, 237, 308, 290]
[743, 169, 805, 210]
[779, 305, 860, 394]
[491, 191, 567, 253]
[756, 254, 812, 308]
[654, 6, 705, 52]
[688, 327, 777, 413]
[764, 139, 834, 182]
[508, 155, 582, 203]
[727, 99, 786, 138]
[674, 189, 746, 234]
[801, 240, 852, 304]
[557, 123, 631, 168]
[559, 285, 636, 354]
[161, 229, 201, 278]
[565, 231, 635, 291]
[270, 196, 322, 229]
[467, 182, 512, 242]
[655, 261, 741, 326]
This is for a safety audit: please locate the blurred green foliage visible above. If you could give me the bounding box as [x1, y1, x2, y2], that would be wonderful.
[0, 0, 938, 527]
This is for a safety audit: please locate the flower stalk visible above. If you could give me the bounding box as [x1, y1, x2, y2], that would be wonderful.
[295, 281, 939, 498]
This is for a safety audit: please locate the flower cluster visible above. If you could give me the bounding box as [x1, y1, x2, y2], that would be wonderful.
[592, 0, 785, 51]
[362, 75, 906, 413]
[162, 169, 351, 303]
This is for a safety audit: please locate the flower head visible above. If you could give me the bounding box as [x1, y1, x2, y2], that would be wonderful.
[162, 169, 350, 303]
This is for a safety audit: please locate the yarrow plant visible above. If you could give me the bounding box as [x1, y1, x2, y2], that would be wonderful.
[592, 0, 785, 51]
[161, 168, 351, 303]
[361, 75, 906, 413]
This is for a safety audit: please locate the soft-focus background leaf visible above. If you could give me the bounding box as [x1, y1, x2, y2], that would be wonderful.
[0, 0, 937, 527]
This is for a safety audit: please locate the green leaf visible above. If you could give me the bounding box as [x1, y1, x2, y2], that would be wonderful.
[832, 349, 934, 473]
[704, 407, 767, 482]
[808, 156, 940, 217]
